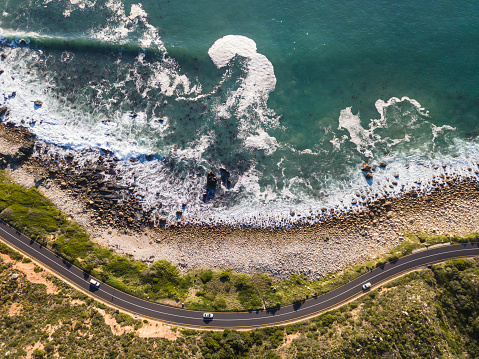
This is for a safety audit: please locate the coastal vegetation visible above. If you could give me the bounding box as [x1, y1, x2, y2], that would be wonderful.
[1, 246, 478, 358]
[0, 169, 478, 313]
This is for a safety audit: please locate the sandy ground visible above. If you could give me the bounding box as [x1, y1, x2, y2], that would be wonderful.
[0, 253, 58, 294]
[8, 162, 479, 281]
[90, 306, 178, 339]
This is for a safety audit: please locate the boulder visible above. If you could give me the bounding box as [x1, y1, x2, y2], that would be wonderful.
[207, 171, 217, 188]
[203, 171, 218, 201]
[10, 141, 35, 164]
[219, 167, 231, 188]
[365, 172, 373, 180]
[383, 201, 392, 211]
[361, 163, 372, 172]
[1, 53, 7, 59]
[158, 218, 167, 228]
[379, 161, 387, 168]
[219, 167, 230, 177]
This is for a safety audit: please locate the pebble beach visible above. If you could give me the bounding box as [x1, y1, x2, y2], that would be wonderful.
[3, 122, 478, 280]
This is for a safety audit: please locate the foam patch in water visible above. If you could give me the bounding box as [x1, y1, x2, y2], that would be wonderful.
[208, 35, 279, 153]
[337, 96, 455, 158]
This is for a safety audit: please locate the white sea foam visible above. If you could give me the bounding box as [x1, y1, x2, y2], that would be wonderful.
[244, 128, 279, 154]
[208, 35, 279, 153]
[170, 135, 213, 162]
[208, 35, 277, 120]
[0, 47, 152, 158]
[60, 0, 201, 98]
[134, 52, 200, 97]
[338, 107, 376, 157]
[337, 96, 454, 158]
[62, 0, 97, 17]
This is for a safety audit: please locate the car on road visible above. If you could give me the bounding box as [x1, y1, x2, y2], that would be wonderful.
[203, 313, 214, 320]
[89, 278, 101, 288]
[362, 282, 371, 290]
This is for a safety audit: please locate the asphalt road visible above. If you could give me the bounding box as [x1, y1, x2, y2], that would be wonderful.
[1, 220, 478, 329]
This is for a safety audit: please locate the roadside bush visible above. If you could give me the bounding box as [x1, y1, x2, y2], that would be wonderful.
[451, 258, 467, 271]
[200, 269, 213, 283]
[212, 298, 227, 310]
[234, 275, 263, 310]
[219, 270, 231, 282]
[0, 242, 23, 261]
[107, 258, 139, 277]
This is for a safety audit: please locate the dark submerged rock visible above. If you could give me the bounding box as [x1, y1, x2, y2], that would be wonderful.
[219, 167, 232, 189]
[203, 171, 218, 201]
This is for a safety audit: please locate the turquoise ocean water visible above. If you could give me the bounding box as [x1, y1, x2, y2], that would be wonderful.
[0, 0, 478, 227]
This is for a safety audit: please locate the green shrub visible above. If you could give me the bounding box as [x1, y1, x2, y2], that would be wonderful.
[220, 270, 231, 282]
[33, 349, 46, 359]
[9, 251, 23, 261]
[200, 269, 213, 283]
[73, 320, 82, 330]
[212, 298, 227, 309]
[451, 258, 467, 271]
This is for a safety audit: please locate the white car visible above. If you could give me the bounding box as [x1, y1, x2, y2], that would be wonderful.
[89, 278, 101, 288]
[362, 282, 371, 290]
[203, 313, 214, 320]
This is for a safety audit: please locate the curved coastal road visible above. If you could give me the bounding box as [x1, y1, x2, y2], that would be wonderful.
[1, 221, 478, 329]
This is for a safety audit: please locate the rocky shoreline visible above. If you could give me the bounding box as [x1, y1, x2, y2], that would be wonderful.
[1, 121, 479, 280]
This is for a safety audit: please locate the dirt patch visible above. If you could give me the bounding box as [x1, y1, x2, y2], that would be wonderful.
[93, 307, 179, 339]
[13, 261, 58, 294]
[0, 253, 58, 294]
[136, 322, 179, 340]
[94, 307, 134, 336]
[22, 341, 44, 359]
[282, 333, 300, 348]
[8, 302, 22, 316]
[44, 323, 62, 341]
[70, 299, 86, 306]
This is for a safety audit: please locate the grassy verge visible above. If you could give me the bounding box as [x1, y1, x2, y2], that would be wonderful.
[0, 169, 478, 312]
[1, 247, 478, 358]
